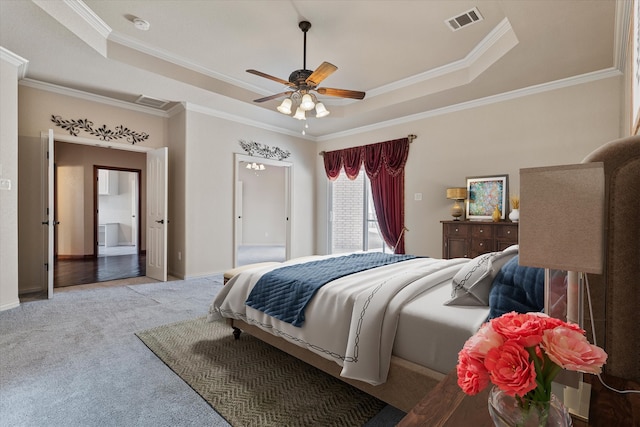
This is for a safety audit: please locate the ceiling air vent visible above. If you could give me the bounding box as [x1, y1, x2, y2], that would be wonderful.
[135, 95, 169, 109]
[446, 7, 483, 31]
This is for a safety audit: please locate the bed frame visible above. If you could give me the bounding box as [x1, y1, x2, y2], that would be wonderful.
[226, 135, 640, 411]
[228, 318, 443, 412]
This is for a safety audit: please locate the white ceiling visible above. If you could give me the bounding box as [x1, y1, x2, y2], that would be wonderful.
[0, 1, 625, 140]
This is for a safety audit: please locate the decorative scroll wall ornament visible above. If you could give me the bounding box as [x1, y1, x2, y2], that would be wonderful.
[50, 115, 150, 144]
[239, 139, 291, 160]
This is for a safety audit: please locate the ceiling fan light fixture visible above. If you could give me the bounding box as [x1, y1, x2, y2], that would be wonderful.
[277, 98, 292, 115]
[315, 102, 330, 118]
[293, 107, 306, 120]
[300, 94, 315, 111]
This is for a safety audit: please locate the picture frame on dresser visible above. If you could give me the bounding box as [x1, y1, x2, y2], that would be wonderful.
[465, 174, 508, 221]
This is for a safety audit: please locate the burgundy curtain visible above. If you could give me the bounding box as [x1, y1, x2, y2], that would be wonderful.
[322, 138, 410, 253]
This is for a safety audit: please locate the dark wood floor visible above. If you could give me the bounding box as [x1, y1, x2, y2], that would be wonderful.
[54, 254, 146, 287]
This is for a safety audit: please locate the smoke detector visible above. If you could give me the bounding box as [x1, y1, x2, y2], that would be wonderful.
[133, 18, 150, 31]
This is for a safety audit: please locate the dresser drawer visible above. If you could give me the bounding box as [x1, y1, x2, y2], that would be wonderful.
[471, 223, 493, 238]
[471, 238, 494, 257]
[497, 224, 518, 240]
[444, 223, 470, 237]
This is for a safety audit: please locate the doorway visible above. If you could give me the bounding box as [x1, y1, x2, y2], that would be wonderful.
[234, 154, 291, 267]
[52, 143, 147, 287]
[94, 167, 141, 258]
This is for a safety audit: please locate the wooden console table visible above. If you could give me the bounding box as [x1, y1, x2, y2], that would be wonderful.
[397, 369, 640, 426]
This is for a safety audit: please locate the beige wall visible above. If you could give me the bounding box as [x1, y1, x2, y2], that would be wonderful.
[315, 75, 623, 258]
[16, 85, 166, 294]
[179, 107, 314, 279]
[0, 53, 20, 310]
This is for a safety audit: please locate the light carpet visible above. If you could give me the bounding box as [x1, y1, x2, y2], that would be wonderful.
[137, 316, 388, 427]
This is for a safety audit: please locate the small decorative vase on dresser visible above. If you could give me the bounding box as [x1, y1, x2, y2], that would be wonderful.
[509, 208, 520, 222]
[488, 386, 572, 427]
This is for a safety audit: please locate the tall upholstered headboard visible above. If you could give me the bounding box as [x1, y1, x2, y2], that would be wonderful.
[582, 135, 640, 383]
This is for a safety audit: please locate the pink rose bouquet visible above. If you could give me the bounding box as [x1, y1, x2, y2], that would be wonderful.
[457, 311, 607, 405]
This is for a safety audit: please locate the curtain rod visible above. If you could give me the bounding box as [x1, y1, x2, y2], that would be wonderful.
[318, 134, 417, 156]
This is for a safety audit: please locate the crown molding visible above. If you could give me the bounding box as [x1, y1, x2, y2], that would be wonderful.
[63, 0, 111, 38]
[0, 47, 29, 78]
[19, 79, 169, 117]
[108, 32, 270, 96]
[317, 67, 621, 142]
[367, 18, 516, 98]
[183, 102, 316, 141]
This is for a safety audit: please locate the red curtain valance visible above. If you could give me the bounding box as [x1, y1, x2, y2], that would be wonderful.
[323, 138, 410, 181]
[322, 138, 410, 253]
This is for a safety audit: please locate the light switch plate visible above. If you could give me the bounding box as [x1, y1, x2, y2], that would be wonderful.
[0, 179, 11, 191]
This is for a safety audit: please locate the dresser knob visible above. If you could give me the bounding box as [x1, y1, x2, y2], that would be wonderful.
[507, 230, 511, 234]
[480, 229, 483, 233]
[455, 228, 458, 232]
[479, 242, 484, 246]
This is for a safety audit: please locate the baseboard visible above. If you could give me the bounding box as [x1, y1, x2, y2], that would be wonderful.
[56, 254, 94, 260]
[0, 298, 20, 311]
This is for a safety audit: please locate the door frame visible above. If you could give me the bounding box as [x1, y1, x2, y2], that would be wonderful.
[93, 166, 142, 257]
[44, 132, 160, 294]
[233, 153, 292, 267]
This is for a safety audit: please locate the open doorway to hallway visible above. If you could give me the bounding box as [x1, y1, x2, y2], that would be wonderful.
[52, 142, 147, 288]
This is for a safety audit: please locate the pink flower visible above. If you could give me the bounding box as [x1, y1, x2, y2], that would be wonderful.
[541, 326, 608, 374]
[457, 348, 490, 395]
[490, 311, 548, 347]
[484, 341, 537, 397]
[462, 322, 504, 359]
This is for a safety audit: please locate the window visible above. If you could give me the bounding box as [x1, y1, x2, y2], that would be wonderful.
[328, 168, 390, 254]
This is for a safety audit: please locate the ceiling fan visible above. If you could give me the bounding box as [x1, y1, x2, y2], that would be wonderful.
[247, 20, 366, 119]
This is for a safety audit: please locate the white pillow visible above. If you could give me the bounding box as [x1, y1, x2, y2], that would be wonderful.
[444, 245, 518, 306]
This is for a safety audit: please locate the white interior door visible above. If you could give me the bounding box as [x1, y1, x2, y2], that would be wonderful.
[131, 173, 138, 248]
[146, 147, 168, 281]
[45, 129, 54, 298]
[234, 180, 243, 266]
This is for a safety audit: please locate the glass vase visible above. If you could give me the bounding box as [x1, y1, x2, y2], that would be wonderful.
[487, 386, 572, 427]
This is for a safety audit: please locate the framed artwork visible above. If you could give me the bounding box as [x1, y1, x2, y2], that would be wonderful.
[465, 174, 509, 220]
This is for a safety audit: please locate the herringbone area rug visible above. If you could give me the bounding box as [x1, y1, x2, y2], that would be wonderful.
[136, 317, 386, 426]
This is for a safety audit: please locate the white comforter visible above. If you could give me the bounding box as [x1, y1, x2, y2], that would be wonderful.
[208, 255, 468, 385]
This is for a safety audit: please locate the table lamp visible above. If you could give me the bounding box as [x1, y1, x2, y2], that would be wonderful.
[446, 187, 467, 220]
[518, 162, 605, 422]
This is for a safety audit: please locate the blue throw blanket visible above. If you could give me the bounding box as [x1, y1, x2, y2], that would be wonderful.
[245, 252, 416, 327]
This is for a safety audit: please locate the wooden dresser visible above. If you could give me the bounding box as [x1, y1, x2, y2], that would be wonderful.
[441, 220, 518, 259]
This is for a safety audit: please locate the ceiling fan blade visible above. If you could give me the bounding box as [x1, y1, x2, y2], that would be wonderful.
[253, 91, 294, 103]
[246, 69, 294, 87]
[306, 62, 338, 86]
[316, 87, 366, 100]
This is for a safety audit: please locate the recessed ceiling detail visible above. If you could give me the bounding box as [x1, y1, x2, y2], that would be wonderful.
[446, 7, 483, 31]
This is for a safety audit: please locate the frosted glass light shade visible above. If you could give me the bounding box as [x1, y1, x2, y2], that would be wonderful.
[315, 102, 330, 118]
[277, 98, 292, 115]
[300, 94, 315, 111]
[293, 107, 306, 120]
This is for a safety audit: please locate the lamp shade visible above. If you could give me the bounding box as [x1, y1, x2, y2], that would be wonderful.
[292, 107, 306, 120]
[277, 98, 292, 115]
[446, 187, 467, 200]
[300, 94, 315, 111]
[315, 102, 330, 118]
[518, 163, 605, 274]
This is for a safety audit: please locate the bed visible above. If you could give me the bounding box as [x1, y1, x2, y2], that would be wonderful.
[209, 135, 640, 412]
[208, 247, 534, 411]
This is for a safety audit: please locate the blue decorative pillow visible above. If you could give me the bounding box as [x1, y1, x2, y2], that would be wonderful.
[488, 255, 545, 319]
